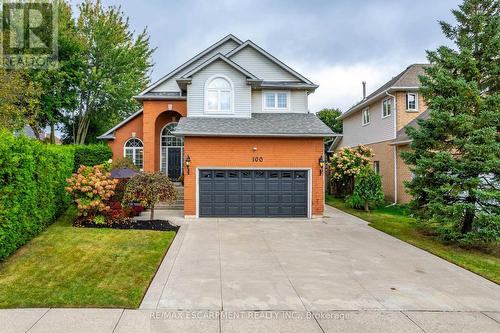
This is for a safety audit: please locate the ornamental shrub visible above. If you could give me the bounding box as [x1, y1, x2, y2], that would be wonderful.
[65, 164, 119, 219]
[124, 172, 177, 220]
[111, 157, 139, 171]
[73, 144, 112, 171]
[0, 130, 74, 260]
[346, 167, 384, 212]
[328, 145, 373, 197]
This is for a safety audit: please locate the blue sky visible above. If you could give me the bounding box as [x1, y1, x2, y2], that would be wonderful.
[88, 0, 460, 112]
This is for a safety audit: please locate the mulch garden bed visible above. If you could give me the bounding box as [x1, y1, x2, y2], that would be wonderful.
[76, 218, 179, 232]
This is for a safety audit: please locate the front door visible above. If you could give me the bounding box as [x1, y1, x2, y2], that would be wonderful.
[160, 122, 184, 180]
[168, 147, 182, 180]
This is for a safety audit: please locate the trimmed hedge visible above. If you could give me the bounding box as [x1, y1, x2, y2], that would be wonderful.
[73, 144, 112, 171]
[0, 131, 75, 260]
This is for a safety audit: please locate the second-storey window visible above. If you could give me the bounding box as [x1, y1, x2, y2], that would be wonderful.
[263, 91, 289, 110]
[362, 108, 370, 125]
[382, 98, 393, 118]
[406, 93, 418, 111]
[206, 76, 232, 113]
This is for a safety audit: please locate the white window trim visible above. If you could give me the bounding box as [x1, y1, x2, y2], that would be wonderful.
[406, 92, 419, 112]
[204, 74, 235, 115]
[362, 107, 370, 126]
[262, 90, 291, 112]
[381, 97, 393, 119]
[123, 137, 144, 170]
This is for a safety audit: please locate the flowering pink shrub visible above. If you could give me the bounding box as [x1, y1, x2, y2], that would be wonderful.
[328, 145, 373, 197]
[65, 164, 119, 219]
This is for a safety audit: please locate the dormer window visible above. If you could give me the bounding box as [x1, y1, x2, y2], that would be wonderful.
[205, 75, 233, 113]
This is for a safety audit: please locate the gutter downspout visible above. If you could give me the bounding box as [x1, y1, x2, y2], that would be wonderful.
[386, 90, 398, 204]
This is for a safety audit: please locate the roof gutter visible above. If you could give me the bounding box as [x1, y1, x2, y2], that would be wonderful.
[172, 132, 339, 138]
[338, 86, 419, 120]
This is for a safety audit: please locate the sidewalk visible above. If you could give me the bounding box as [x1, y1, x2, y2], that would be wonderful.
[2, 308, 499, 333]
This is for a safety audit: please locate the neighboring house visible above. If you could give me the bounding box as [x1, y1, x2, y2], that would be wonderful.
[330, 64, 429, 203]
[98, 34, 334, 218]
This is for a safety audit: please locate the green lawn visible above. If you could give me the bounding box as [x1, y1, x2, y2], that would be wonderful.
[0, 207, 175, 308]
[326, 195, 500, 284]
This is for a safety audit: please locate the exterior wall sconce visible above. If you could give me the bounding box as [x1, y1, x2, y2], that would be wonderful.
[319, 155, 325, 175]
[185, 155, 191, 175]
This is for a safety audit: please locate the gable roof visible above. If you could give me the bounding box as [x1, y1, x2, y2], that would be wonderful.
[173, 113, 335, 137]
[338, 64, 429, 120]
[180, 53, 260, 80]
[138, 34, 243, 95]
[226, 40, 315, 85]
[97, 109, 143, 140]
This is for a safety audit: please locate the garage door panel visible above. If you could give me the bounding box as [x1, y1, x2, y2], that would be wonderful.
[293, 182, 307, 191]
[268, 181, 280, 191]
[241, 194, 253, 202]
[214, 194, 226, 203]
[268, 194, 280, 203]
[199, 169, 308, 218]
[254, 182, 267, 191]
[227, 181, 240, 191]
[213, 182, 226, 191]
[199, 181, 213, 191]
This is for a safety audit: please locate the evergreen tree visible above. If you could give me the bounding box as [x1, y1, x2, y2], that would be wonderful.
[402, 0, 499, 243]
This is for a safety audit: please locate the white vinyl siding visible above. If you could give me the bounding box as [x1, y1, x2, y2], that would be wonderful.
[252, 90, 308, 113]
[230, 46, 299, 81]
[187, 60, 251, 117]
[151, 39, 240, 93]
[342, 98, 395, 147]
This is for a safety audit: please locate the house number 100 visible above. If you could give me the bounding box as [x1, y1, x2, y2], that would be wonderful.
[252, 157, 264, 162]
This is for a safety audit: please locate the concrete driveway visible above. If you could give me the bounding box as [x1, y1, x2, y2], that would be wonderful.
[142, 206, 500, 313]
[4, 206, 499, 333]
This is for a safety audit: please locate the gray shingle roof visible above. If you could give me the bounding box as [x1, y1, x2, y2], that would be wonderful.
[392, 110, 430, 145]
[339, 64, 429, 120]
[173, 113, 335, 137]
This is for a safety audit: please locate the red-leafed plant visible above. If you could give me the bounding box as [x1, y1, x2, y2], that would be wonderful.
[123, 172, 177, 220]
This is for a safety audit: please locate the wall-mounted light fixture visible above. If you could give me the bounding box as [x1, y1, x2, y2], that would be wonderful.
[319, 155, 325, 175]
[185, 155, 191, 175]
[252, 147, 257, 152]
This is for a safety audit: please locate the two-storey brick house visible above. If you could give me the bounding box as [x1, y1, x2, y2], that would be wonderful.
[98, 34, 334, 218]
[330, 64, 429, 203]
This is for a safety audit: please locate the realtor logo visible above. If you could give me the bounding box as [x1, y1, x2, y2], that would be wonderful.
[0, 0, 57, 68]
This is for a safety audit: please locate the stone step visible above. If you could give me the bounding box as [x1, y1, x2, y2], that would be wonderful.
[156, 205, 183, 210]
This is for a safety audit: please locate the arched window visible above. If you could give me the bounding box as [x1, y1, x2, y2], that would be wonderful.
[161, 123, 183, 147]
[123, 138, 143, 169]
[205, 76, 232, 113]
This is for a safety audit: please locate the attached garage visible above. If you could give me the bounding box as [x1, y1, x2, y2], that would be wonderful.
[198, 169, 309, 217]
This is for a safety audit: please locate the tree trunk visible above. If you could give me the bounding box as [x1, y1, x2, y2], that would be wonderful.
[76, 114, 90, 144]
[50, 122, 56, 144]
[150, 204, 155, 221]
[364, 201, 370, 212]
[461, 194, 476, 234]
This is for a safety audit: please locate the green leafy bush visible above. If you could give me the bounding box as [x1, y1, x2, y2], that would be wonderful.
[73, 144, 112, 171]
[346, 167, 384, 212]
[328, 145, 373, 197]
[0, 130, 74, 260]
